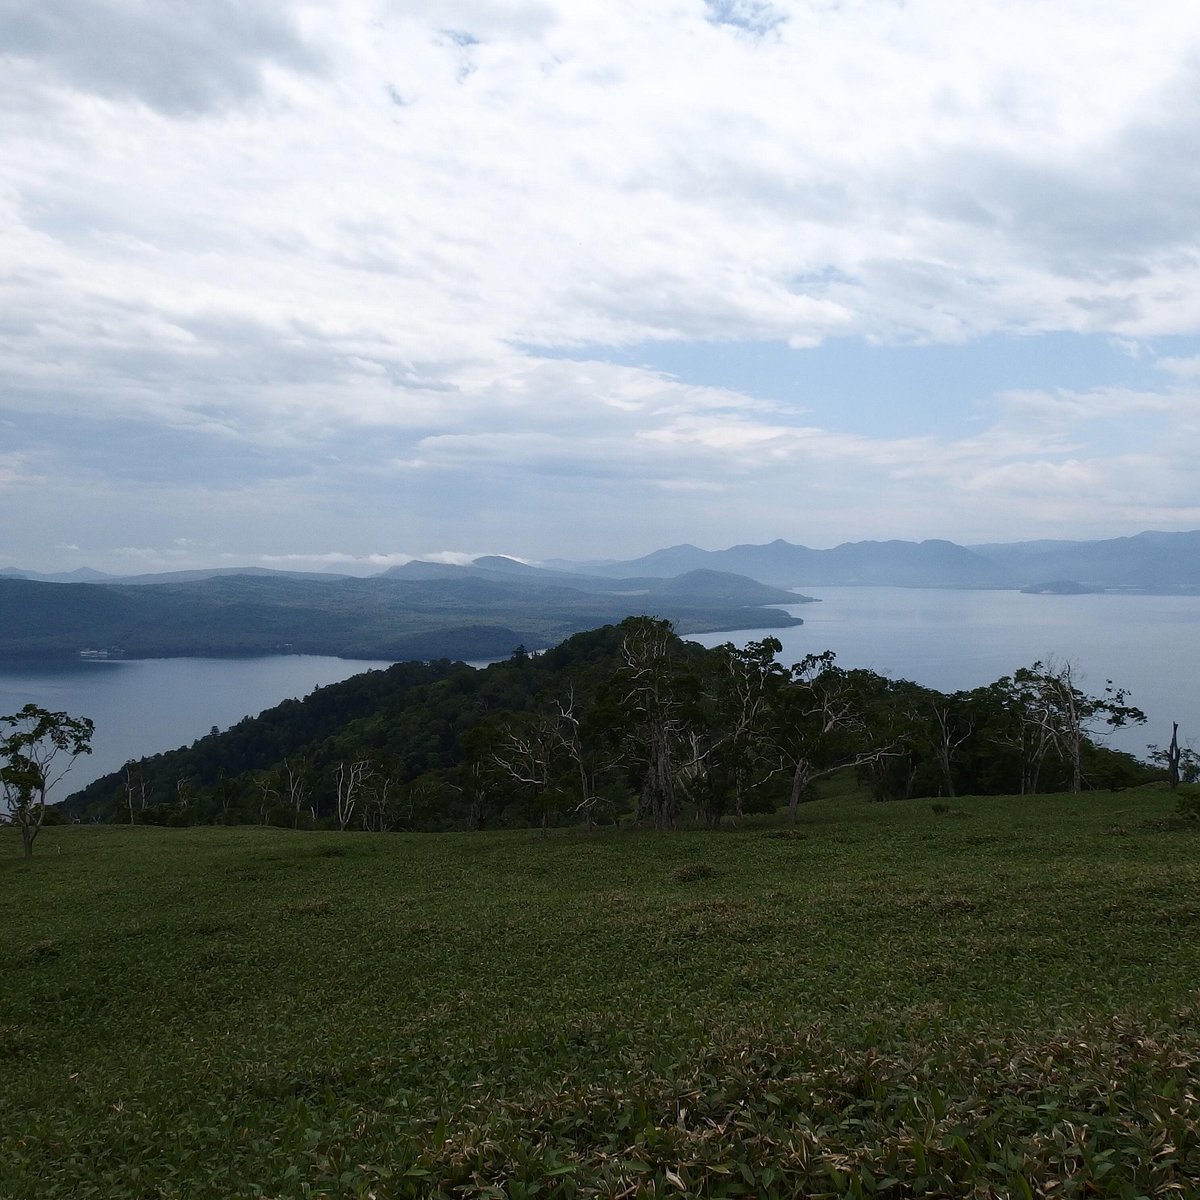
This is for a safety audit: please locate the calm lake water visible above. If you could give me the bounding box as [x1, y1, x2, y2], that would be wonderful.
[0, 655, 391, 797]
[689, 587, 1200, 759]
[3, 588, 1197, 798]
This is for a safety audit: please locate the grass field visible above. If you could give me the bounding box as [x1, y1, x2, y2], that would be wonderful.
[3, 788, 1200, 1197]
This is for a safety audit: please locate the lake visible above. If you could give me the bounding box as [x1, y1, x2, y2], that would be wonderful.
[689, 587, 1200, 759]
[2, 588, 1197, 798]
[0, 655, 392, 797]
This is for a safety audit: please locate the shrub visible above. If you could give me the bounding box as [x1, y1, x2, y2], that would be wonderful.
[279, 897, 333, 918]
[670, 861, 718, 882]
[1175, 788, 1200, 821]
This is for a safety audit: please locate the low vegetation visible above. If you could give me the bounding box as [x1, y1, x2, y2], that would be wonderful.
[3, 786, 1199, 1197]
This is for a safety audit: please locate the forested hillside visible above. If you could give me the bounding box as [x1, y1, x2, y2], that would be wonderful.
[64, 618, 1155, 828]
[0, 568, 803, 660]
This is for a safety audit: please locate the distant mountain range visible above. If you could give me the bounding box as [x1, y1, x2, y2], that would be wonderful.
[0, 565, 347, 586]
[8, 529, 1200, 593]
[0, 566, 805, 661]
[4, 530, 1197, 662]
[549, 530, 1200, 592]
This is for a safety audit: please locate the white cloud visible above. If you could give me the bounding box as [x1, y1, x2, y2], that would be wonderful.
[9, 0, 1200, 363]
[252, 549, 494, 573]
[5, 0, 1200, 571]
[1156, 355, 1200, 378]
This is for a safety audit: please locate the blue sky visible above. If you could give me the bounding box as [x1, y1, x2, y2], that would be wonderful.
[3, 0, 1200, 574]
[549, 333, 1200, 439]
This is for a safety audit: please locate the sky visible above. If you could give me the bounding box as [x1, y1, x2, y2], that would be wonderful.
[5, 0, 1200, 575]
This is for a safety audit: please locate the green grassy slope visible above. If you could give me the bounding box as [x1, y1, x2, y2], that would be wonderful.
[3, 789, 1199, 1197]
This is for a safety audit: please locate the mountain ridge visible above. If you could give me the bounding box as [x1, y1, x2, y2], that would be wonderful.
[553, 530, 1200, 591]
[8, 528, 1199, 593]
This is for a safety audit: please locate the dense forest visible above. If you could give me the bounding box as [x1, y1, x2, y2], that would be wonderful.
[61, 617, 1157, 830]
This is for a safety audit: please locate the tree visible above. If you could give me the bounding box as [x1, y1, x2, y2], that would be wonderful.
[1147, 724, 1200, 788]
[1, 704, 94, 861]
[487, 710, 561, 836]
[763, 653, 896, 825]
[550, 688, 612, 830]
[121, 759, 147, 825]
[608, 617, 694, 830]
[1000, 661, 1146, 794]
[359, 759, 400, 832]
[857, 679, 948, 802]
[334, 759, 374, 831]
[1167, 722, 1182, 789]
[705, 638, 786, 821]
[282, 756, 312, 828]
[485, 688, 610, 834]
[929, 693, 975, 799]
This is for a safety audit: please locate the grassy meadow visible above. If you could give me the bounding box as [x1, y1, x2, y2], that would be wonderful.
[3, 787, 1200, 1197]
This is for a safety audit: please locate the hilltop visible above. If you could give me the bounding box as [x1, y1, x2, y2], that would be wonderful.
[63, 619, 1154, 825]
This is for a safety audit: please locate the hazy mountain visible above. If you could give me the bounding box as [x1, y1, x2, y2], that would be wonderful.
[13, 528, 1199, 598]
[0, 566, 115, 583]
[471, 555, 539, 573]
[968, 530, 1200, 590]
[0, 567, 803, 661]
[92, 567, 354, 586]
[558, 530, 1200, 591]
[1, 565, 347, 586]
[564, 538, 1010, 588]
[383, 558, 812, 603]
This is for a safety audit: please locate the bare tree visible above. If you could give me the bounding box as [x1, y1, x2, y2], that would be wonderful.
[361, 766, 398, 832]
[553, 689, 606, 830]
[459, 760, 490, 830]
[489, 689, 613, 833]
[1166, 722, 1182, 790]
[122, 760, 147, 825]
[1147, 724, 1200, 788]
[395, 776, 441, 830]
[214, 770, 235, 823]
[282, 757, 311, 828]
[1004, 661, 1145, 794]
[334, 759, 373, 831]
[489, 715, 559, 836]
[615, 618, 688, 830]
[930, 701, 974, 798]
[707, 638, 786, 821]
[254, 771, 280, 826]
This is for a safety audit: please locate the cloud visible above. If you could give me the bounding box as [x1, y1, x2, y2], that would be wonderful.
[8, 0, 1198, 360]
[252, 549, 491, 574]
[702, 0, 786, 37]
[0, 0, 322, 114]
[1157, 355, 1200, 378]
[5, 0, 1200, 571]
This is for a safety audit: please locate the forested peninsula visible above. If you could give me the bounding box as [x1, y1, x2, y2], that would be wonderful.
[0, 567, 803, 660]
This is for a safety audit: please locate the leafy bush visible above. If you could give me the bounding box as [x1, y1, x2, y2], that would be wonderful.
[1176, 787, 1200, 820]
[670, 860, 719, 882]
